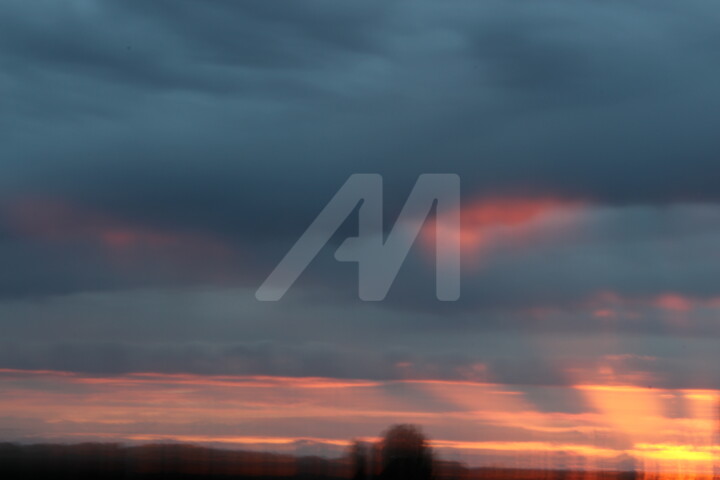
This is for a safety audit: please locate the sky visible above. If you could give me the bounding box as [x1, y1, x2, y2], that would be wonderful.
[2, 0, 720, 473]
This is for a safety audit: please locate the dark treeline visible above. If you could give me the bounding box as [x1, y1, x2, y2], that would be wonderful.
[0, 424, 641, 480]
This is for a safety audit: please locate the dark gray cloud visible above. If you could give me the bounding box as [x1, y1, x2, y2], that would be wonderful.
[2, 0, 720, 393]
[0, 285, 718, 390]
[4, 0, 720, 213]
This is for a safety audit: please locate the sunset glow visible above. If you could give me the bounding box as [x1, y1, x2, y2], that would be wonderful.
[1, 369, 717, 472]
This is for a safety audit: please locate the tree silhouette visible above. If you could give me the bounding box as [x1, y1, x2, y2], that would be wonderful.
[379, 424, 433, 480]
[350, 439, 370, 480]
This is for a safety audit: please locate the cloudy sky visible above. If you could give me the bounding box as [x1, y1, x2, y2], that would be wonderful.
[3, 0, 720, 472]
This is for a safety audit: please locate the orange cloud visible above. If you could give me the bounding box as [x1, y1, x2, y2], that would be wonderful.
[579, 291, 720, 328]
[654, 294, 694, 312]
[1, 197, 234, 272]
[423, 196, 585, 266]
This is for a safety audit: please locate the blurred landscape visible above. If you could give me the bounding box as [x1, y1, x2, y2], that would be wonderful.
[0, 425, 712, 480]
[0, 441, 647, 480]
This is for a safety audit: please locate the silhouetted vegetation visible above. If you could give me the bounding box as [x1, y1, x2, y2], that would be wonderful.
[0, 425, 645, 480]
[378, 425, 432, 480]
[350, 440, 370, 480]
